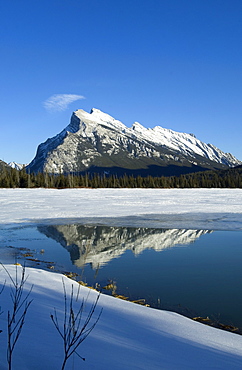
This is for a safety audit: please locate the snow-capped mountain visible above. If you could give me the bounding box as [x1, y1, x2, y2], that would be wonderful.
[38, 224, 211, 269]
[27, 108, 241, 175]
[8, 161, 26, 170]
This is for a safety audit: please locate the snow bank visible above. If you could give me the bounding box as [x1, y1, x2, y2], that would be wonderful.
[0, 265, 242, 370]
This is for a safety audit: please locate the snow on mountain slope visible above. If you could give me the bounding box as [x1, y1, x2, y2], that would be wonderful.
[26, 108, 241, 174]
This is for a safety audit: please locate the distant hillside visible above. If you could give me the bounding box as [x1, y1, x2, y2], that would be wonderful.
[175, 164, 242, 188]
[0, 160, 10, 171]
[1, 163, 242, 188]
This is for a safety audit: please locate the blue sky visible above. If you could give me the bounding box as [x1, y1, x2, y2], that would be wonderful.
[1, 0, 242, 164]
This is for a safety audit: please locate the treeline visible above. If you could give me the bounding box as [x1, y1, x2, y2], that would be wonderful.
[0, 166, 242, 188]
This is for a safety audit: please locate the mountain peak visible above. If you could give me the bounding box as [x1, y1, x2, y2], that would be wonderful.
[90, 108, 104, 115]
[8, 162, 26, 170]
[74, 108, 127, 131]
[132, 121, 146, 133]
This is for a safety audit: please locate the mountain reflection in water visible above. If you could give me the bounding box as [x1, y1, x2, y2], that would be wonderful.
[37, 225, 211, 269]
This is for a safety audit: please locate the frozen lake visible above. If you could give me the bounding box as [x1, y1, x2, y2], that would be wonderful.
[1, 222, 242, 332]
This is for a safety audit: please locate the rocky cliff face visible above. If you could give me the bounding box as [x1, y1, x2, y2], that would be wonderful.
[27, 108, 241, 176]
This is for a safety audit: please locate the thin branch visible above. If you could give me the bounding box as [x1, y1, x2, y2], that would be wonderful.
[50, 278, 102, 369]
[1, 263, 33, 370]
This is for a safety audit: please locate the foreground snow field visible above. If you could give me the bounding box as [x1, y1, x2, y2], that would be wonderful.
[0, 188, 242, 369]
[1, 265, 242, 370]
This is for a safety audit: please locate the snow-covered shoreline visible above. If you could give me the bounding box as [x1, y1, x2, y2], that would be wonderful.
[1, 264, 242, 370]
[1, 188, 242, 369]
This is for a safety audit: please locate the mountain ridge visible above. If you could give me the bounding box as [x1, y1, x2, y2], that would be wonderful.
[26, 108, 241, 176]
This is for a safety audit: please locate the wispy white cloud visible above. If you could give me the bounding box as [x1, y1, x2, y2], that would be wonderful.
[43, 94, 85, 112]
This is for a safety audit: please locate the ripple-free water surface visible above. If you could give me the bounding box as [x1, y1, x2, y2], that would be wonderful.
[1, 223, 242, 331]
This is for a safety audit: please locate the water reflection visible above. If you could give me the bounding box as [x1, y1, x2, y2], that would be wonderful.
[38, 225, 211, 269]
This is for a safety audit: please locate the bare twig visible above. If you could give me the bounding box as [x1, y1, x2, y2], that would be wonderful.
[0, 277, 5, 334]
[1, 263, 33, 370]
[50, 278, 102, 369]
